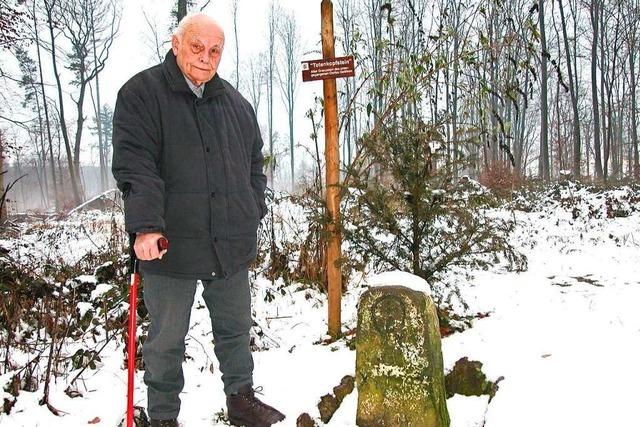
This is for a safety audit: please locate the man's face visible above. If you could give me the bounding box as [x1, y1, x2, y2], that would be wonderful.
[172, 20, 224, 86]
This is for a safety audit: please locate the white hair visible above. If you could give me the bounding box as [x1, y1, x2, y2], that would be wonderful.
[173, 12, 223, 40]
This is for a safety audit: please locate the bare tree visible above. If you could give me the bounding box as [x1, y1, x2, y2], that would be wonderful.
[231, 0, 240, 89]
[0, 129, 6, 223]
[90, 3, 108, 192]
[557, 0, 582, 178]
[590, 0, 604, 180]
[244, 53, 265, 115]
[44, 0, 121, 205]
[336, 0, 361, 166]
[623, 0, 640, 178]
[266, 0, 280, 186]
[141, 7, 168, 63]
[276, 11, 301, 191]
[539, 0, 551, 181]
[31, 0, 59, 210]
[89, 102, 113, 189]
[15, 46, 50, 208]
[0, 0, 27, 50]
[362, 0, 384, 127]
[43, 0, 82, 205]
[175, 0, 190, 25]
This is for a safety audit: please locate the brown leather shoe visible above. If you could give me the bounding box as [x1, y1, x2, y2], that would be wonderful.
[150, 419, 178, 427]
[227, 384, 285, 426]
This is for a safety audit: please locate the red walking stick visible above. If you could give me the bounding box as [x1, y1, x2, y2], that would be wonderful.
[127, 235, 169, 427]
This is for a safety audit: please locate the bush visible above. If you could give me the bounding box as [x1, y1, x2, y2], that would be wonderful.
[0, 209, 135, 415]
[342, 120, 527, 288]
[478, 161, 526, 199]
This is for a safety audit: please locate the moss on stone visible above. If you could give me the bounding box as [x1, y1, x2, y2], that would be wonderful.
[334, 375, 355, 404]
[445, 357, 499, 399]
[296, 413, 317, 427]
[318, 393, 339, 423]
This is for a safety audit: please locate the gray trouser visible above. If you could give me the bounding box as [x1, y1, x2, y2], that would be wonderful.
[141, 269, 254, 420]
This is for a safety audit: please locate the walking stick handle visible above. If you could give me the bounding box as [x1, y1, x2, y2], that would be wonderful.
[128, 235, 170, 273]
[157, 236, 169, 252]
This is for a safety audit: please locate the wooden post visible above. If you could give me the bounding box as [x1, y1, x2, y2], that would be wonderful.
[321, 0, 342, 339]
[0, 130, 6, 224]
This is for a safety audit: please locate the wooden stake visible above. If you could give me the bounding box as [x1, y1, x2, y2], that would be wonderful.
[321, 0, 342, 339]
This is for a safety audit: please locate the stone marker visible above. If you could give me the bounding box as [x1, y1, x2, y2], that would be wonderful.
[356, 284, 450, 426]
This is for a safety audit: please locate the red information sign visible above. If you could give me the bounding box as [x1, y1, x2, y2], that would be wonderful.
[302, 55, 355, 82]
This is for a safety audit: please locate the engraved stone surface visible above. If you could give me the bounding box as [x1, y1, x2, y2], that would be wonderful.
[356, 285, 450, 426]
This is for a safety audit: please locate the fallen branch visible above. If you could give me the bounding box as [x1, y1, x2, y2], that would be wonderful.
[65, 334, 117, 394]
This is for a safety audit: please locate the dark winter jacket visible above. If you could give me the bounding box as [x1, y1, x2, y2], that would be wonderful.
[112, 50, 267, 280]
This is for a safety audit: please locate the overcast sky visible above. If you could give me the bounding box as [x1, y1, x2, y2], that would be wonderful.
[102, 0, 324, 104]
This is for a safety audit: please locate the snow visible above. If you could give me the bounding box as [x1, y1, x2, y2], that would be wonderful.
[76, 302, 93, 318]
[74, 275, 98, 285]
[447, 395, 489, 427]
[91, 283, 115, 300]
[2, 184, 640, 426]
[365, 270, 432, 296]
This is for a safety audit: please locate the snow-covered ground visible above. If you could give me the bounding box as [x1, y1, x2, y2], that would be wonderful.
[2, 183, 640, 426]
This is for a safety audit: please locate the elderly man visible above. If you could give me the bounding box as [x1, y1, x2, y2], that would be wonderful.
[112, 13, 285, 427]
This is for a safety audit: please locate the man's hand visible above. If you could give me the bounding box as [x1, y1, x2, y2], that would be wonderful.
[134, 232, 168, 260]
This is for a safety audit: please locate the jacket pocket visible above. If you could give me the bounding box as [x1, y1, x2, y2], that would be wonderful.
[227, 189, 259, 236]
[228, 233, 257, 265]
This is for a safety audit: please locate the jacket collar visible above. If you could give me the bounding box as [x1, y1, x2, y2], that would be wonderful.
[162, 50, 226, 99]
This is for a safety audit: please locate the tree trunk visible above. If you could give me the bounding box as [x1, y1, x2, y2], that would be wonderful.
[590, 0, 604, 180]
[30, 76, 50, 209]
[276, 12, 300, 192]
[176, 0, 188, 24]
[555, 78, 562, 174]
[631, 49, 639, 179]
[600, 2, 610, 182]
[72, 81, 88, 199]
[45, 0, 83, 205]
[337, 0, 354, 166]
[91, 9, 107, 193]
[289, 109, 294, 190]
[267, 2, 277, 187]
[0, 130, 6, 223]
[34, 1, 58, 211]
[33, 157, 47, 207]
[539, 0, 551, 180]
[558, 0, 582, 178]
[232, 0, 239, 89]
